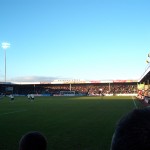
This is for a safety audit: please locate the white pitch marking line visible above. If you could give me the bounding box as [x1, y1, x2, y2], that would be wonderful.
[0, 110, 27, 116]
[132, 96, 137, 108]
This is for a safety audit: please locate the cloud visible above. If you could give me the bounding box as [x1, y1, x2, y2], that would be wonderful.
[9, 76, 59, 82]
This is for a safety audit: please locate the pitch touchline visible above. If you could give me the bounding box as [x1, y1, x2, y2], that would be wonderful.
[0, 110, 27, 116]
[132, 96, 137, 108]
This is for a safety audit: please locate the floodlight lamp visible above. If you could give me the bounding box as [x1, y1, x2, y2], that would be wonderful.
[2, 42, 10, 49]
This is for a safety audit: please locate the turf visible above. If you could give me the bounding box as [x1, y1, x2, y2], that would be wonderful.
[0, 96, 142, 150]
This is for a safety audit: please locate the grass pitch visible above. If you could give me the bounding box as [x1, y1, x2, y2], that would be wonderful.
[0, 96, 142, 150]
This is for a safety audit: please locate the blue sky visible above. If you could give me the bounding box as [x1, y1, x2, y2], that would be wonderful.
[0, 0, 150, 82]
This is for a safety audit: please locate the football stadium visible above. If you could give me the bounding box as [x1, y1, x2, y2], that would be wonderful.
[0, 67, 150, 150]
[1, 1, 150, 150]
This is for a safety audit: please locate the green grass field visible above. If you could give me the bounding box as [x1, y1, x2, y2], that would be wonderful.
[0, 96, 143, 150]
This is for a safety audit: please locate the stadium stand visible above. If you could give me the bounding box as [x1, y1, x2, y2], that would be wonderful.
[137, 65, 150, 104]
[0, 80, 137, 96]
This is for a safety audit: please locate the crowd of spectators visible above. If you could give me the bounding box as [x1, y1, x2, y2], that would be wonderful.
[0, 83, 137, 95]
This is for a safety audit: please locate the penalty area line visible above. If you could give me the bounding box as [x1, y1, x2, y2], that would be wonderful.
[0, 110, 27, 116]
[132, 96, 137, 109]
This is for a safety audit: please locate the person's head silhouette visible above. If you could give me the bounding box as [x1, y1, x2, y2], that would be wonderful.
[19, 131, 47, 150]
[110, 107, 150, 150]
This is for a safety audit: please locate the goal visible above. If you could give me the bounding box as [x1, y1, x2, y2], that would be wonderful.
[60, 91, 75, 96]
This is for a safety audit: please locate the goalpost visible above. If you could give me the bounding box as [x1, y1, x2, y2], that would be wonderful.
[60, 91, 75, 96]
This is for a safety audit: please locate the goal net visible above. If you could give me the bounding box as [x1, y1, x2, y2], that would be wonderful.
[60, 91, 75, 96]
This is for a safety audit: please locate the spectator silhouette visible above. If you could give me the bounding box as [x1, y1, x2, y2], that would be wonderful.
[110, 107, 150, 150]
[19, 131, 47, 150]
